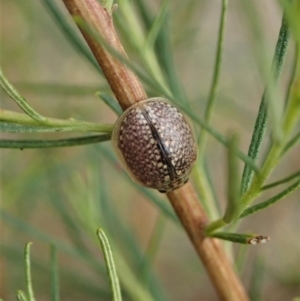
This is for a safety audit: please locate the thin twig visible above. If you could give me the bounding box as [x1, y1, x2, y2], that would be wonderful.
[61, 1, 249, 300]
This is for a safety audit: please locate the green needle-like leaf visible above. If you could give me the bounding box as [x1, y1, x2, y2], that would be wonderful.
[0, 69, 46, 122]
[140, 214, 166, 285]
[154, 11, 187, 104]
[198, 0, 227, 155]
[249, 256, 265, 301]
[0, 122, 111, 134]
[24, 243, 36, 301]
[0, 122, 64, 133]
[144, 0, 169, 52]
[240, 178, 300, 218]
[0, 110, 114, 133]
[16, 291, 28, 301]
[0, 134, 111, 149]
[262, 170, 300, 190]
[0, 210, 106, 276]
[170, 101, 260, 172]
[97, 229, 122, 301]
[50, 245, 60, 301]
[282, 130, 300, 155]
[96, 92, 122, 115]
[42, 0, 102, 73]
[223, 134, 241, 223]
[209, 232, 270, 245]
[13, 82, 106, 96]
[74, 16, 171, 99]
[240, 15, 289, 195]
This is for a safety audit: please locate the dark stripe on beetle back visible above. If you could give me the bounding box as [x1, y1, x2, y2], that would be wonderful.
[141, 108, 177, 181]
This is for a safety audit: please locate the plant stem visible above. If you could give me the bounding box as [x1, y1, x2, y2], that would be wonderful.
[167, 183, 249, 301]
[61, 1, 250, 300]
[61, 0, 147, 110]
[240, 144, 282, 211]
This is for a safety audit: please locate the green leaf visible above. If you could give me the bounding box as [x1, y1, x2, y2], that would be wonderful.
[171, 101, 260, 172]
[73, 16, 171, 99]
[24, 243, 36, 301]
[0, 210, 106, 276]
[277, 0, 300, 45]
[0, 110, 114, 133]
[14, 82, 108, 96]
[261, 169, 300, 190]
[42, 0, 102, 73]
[2, 244, 110, 299]
[96, 229, 122, 301]
[50, 245, 60, 301]
[0, 122, 110, 134]
[96, 92, 122, 115]
[223, 134, 241, 223]
[0, 69, 46, 122]
[140, 214, 166, 286]
[114, 0, 171, 98]
[198, 0, 228, 156]
[240, 178, 300, 218]
[0, 122, 59, 133]
[16, 291, 28, 301]
[154, 11, 187, 104]
[90, 157, 169, 301]
[0, 134, 111, 149]
[282, 130, 300, 155]
[249, 256, 265, 301]
[209, 232, 270, 245]
[235, 245, 250, 275]
[144, 0, 169, 52]
[240, 14, 289, 195]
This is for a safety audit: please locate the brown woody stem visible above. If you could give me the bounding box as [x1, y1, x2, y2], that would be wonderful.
[61, 0, 249, 300]
[167, 183, 249, 301]
[62, 0, 147, 111]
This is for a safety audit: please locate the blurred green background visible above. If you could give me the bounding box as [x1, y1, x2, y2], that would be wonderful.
[1, 0, 299, 300]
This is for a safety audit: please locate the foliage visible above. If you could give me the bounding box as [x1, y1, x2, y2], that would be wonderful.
[1, 0, 300, 300]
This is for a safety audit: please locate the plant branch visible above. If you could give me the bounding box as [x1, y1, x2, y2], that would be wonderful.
[167, 183, 249, 301]
[61, 0, 147, 110]
[61, 1, 249, 300]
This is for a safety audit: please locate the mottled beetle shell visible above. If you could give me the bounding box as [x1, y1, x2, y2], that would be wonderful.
[112, 98, 197, 192]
